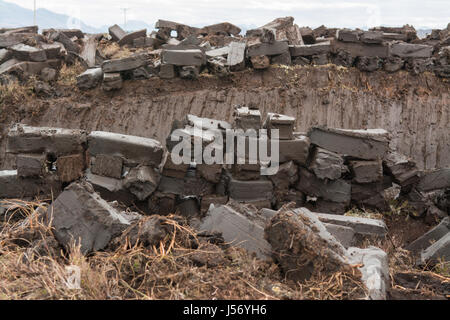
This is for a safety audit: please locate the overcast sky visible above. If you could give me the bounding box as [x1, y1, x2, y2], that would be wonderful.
[5, 0, 450, 29]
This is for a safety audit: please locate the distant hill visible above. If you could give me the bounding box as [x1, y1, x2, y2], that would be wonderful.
[0, 0, 153, 34]
[0, 0, 100, 33]
[0, 0, 439, 38]
[0, 0, 254, 36]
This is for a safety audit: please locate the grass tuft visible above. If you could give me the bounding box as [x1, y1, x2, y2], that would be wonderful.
[56, 61, 85, 87]
[0, 199, 448, 300]
[0, 76, 37, 107]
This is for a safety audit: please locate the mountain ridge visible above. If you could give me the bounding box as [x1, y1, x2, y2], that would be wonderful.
[0, 0, 433, 37]
[0, 0, 153, 33]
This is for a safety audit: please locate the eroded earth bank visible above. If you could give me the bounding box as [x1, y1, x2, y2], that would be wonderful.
[1, 66, 449, 170]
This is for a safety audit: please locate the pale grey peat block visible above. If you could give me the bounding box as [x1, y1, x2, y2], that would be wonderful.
[157, 175, 215, 197]
[88, 131, 164, 166]
[417, 168, 450, 192]
[206, 46, 229, 58]
[76, 67, 103, 89]
[347, 246, 389, 300]
[0, 48, 11, 64]
[199, 22, 241, 36]
[420, 233, 449, 264]
[350, 182, 388, 212]
[296, 168, 351, 204]
[336, 29, 361, 42]
[47, 181, 131, 254]
[278, 134, 310, 165]
[161, 49, 206, 66]
[109, 24, 126, 42]
[0, 58, 61, 76]
[360, 31, 384, 44]
[0, 170, 60, 199]
[407, 217, 449, 254]
[0, 33, 42, 48]
[258, 208, 387, 239]
[228, 178, 273, 202]
[45, 28, 84, 39]
[16, 154, 47, 177]
[85, 169, 125, 194]
[349, 160, 383, 183]
[0, 170, 26, 198]
[289, 41, 331, 57]
[233, 106, 261, 131]
[390, 43, 433, 59]
[52, 31, 80, 53]
[199, 204, 272, 260]
[102, 53, 150, 72]
[227, 42, 246, 71]
[268, 161, 298, 189]
[315, 213, 387, 237]
[263, 112, 295, 140]
[308, 127, 389, 160]
[380, 33, 408, 41]
[383, 152, 420, 187]
[247, 40, 289, 57]
[10, 43, 47, 62]
[271, 51, 291, 65]
[118, 29, 147, 46]
[123, 165, 161, 201]
[91, 154, 123, 179]
[331, 40, 389, 58]
[309, 147, 347, 180]
[6, 124, 87, 156]
[322, 223, 356, 248]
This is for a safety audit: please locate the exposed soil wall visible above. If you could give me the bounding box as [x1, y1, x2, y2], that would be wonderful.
[1, 65, 449, 170]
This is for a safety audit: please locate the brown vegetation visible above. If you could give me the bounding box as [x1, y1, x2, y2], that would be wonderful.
[0, 199, 447, 300]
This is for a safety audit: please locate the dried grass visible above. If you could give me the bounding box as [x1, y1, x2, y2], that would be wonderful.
[56, 61, 85, 87]
[100, 42, 133, 59]
[296, 268, 367, 300]
[0, 76, 37, 107]
[0, 200, 284, 300]
[373, 221, 450, 299]
[1, 199, 447, 300]
[432, 260, 450, 278]
[344, 207, 384, 220]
